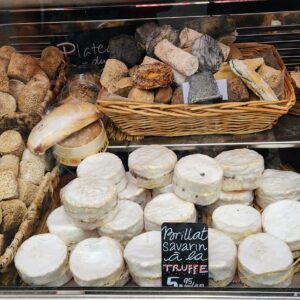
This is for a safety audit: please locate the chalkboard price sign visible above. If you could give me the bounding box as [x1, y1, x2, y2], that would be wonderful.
[161, 223, 209, 287]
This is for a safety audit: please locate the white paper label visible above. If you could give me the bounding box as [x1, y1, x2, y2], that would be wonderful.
[216, 79, 228, 101]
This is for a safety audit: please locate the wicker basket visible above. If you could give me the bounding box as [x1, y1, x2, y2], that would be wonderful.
[0, 166, 60, 272]
[97, 43, 295, 137]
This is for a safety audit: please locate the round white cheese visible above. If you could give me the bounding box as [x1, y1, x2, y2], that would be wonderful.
[173, 154, 223, 205]
[44, 268, 72, 287]
[14, 233, 68, 286]
[98, 200, 144, 243]
[77, 152, 126, 185]
[144, 193, 197, 231]
[131, 275, 161, 287]
[116, 175, 128, 193]
[70, 237, 126, 287]
[208, 228, 237, 286]
[152, 184, 173, 198]
[238, 233, 293, 287]
[256, 169, 300, 209]
[262, 200, 300, 251]
[212, 204, 261, 244]
[47, 206, 98, 247]
[124, 231, 161, 279]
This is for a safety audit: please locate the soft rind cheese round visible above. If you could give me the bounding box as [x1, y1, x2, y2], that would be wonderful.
[128, 145, 177, 189]
[77, 152, 126, 185]
[98, 200, 144, 243]
[47, 206, 98, 247]
[215, 148, 264, 191]
[256, 169, 300, 209]
[238, 233, 293, 288]
[152, 184, 173, 198]
[262, 200, 300, 251]
[212, 204, 261, 244]
[173, 154, 223, 205]
[208, 229, 237, 287]
[144, 193, 197, 231]
[124, 231, 161, 279]
[14, 233, 68, 286]
[70, 237, 126, 287]
[131, 275, 161, 287]
[44, 269, 73, 287]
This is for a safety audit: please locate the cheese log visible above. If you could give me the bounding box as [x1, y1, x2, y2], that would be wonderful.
[28, 102, 100, 154]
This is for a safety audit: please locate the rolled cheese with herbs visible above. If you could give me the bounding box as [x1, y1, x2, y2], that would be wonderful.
[128, 145, 177, 189]
[98, 200, 144, 243]
[173, 154, 223, 205]
[256, 169, 300, 209]
[124, 231, 161, 286]
[70, 237, 128, 287]
[144, 193, 197, 231]
[60, 177, 117, 230]
[208, 229, 237, 287]
[238, 233, 294, 288]
[215, 148, 264, 192]
[47, 206, 98, 248]
[262, 200, 300, 256]
[77, 153, 126, 193]
[14, 233, 70, 286]
[212, 204, 261, 244]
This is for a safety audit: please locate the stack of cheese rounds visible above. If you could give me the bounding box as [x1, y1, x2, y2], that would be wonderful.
[215, 148, 264, 192]
[208, 229, 237, 287]
[256, 169, 300, 209]
[77, 153, 127, 192]
[118, 172, 151, 207]
[144, 193, 197, 231]
[70, 237, 128, 287]
[238, 233, 294, 288]
[60, 177, 118, 230]
[14, 234, 72, 287]
[212, 204, 261, 244]
[124, 231, 161, 287]
[173, 154, 223, 206]
[128, 145, 177, 189]
[98, 200, 144, 244]
[262, 200, 300, 258]
[47, 206, 98, 248]
[152, 184, 173, 198]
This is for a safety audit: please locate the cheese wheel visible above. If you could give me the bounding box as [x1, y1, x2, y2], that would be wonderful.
[131, 275, 161, 287]
[98, 200, 144, 243]
[116, 175, 128, 193]
[215, 148, 264, 191]
[173, 154, 223, 205]
[77, 152, 126, 186]
[212, 204, 261, 244]
[208, 229, 237, 287]
[14, 233, 68, 286]
[47, 206, 98, 247]
[70, 237, 126, 287]
[124, 231, 161, 279]
[256, 169, 300, 209]
[262, 200, 300, 252]
[128, 145, 177, 189]
[152, 184, 173, 198]
[44, 269, 72, 287]
[144, 193, 197, 231]
[238, 233, 293, 288]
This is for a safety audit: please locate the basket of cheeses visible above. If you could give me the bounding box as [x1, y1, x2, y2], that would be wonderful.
[97, 22, 295, 138]
[0, 45, 67, 134]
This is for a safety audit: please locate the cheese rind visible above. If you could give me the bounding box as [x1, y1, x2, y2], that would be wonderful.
[131, 275, 161, 287]
[44, 269, 73, 287]
[152, 184, 173, 198]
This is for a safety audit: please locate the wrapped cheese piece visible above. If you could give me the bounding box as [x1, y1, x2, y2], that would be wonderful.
[14, 234, 71, 286]
[70, 237, 128, 287]
[173, 154, 223, 206]
[256, 169, 300, 209]
[60, 177, 117, 230]
[77, 153, 127, 193]
[144, 193, 197, 231]
[47, 206, 98, 248]
[212, 204, 261, 245]
[208, 228, 237, 287]
[128, 145, 177, 189]
[28, 102, 100, 155]
[98, 200, 144, 244]
[262, 200, 300, 258]
[238, 233, 294, 288]
[124, 231, 161, 287]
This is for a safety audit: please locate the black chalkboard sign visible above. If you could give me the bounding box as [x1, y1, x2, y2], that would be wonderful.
[161, 223, 208, 287]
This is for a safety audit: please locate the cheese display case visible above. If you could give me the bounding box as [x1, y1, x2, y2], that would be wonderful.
[0, 0, 300, 299]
